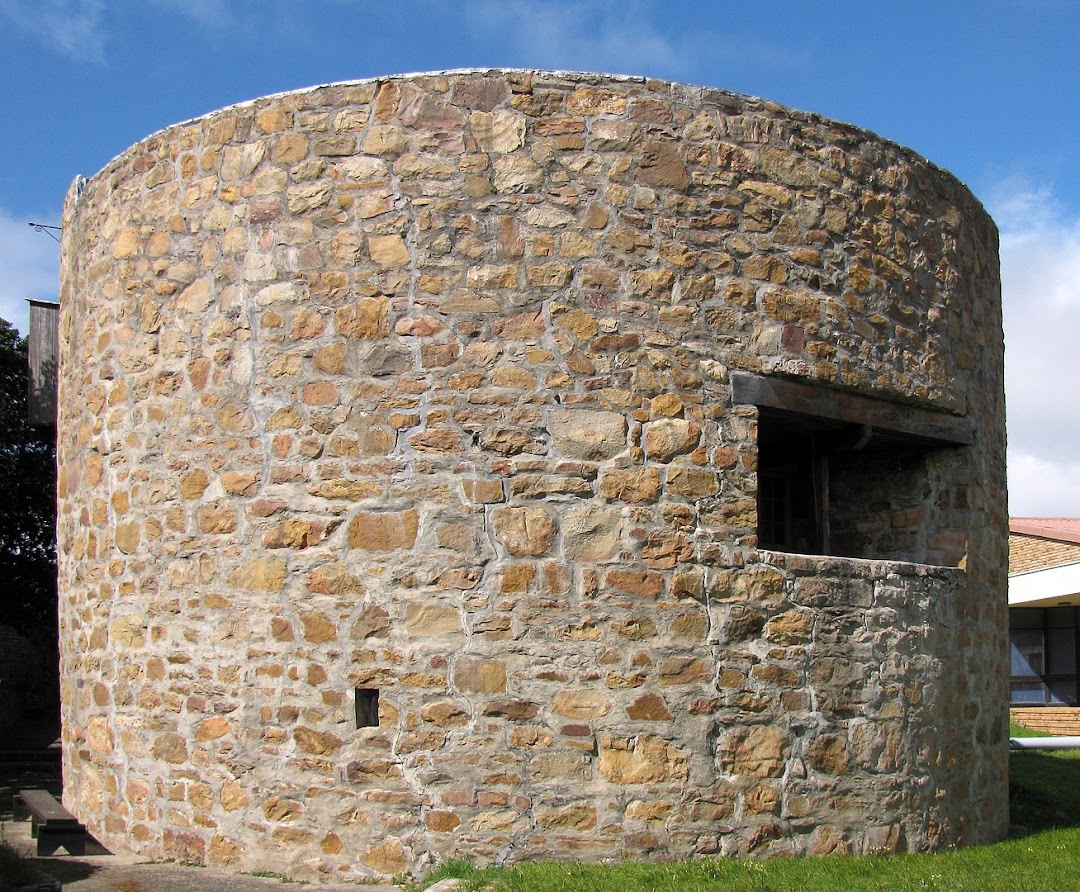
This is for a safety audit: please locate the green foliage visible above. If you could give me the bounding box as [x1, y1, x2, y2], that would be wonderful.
[0, 840, 46, 888]
[419, 748, 1080, 892]
[0, 317, 57, 639]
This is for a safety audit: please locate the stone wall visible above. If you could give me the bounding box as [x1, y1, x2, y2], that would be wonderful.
[57, 70, 1008, 882]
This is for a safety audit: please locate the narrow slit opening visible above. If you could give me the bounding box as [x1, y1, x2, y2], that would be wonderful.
[355, 687, 379, 728]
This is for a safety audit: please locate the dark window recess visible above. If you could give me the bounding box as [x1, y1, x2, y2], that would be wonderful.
[732, 373, 975, 566]
[355, 688, 380, 728]
[1010, 607, 1079, 706]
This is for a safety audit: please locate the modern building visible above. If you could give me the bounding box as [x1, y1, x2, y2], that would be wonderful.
[1009, 517, 1080, 733]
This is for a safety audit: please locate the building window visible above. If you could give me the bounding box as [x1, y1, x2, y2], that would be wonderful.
[1010, 607, 1079, 705]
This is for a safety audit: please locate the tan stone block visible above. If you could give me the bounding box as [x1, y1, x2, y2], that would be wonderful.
[336, 297, 389, 339]
[549, 408, 626, 460]
[490, 367, 536, 389]
[720, 725, 788, 777]
[471, 110, 526, 152]
[667, 467, 718, 498]
[406, 603, 461, 636]
[627, 693, 673, 721]
[87, 716, 114, 754]
[563, 505, 621, 562]
[256, 108, 292, 133]
[369, 234, 410, 267]
[650, 393, 683, 417]
[611, 615, 658, 640]
[463, 478, 504, 504]
[492, 506, 556, 556]
[552, 305, 599, 339]
[263, 518, 332, 549]
[644, 418, 701, 463]
[113, 226, 140, 258]
[509, 473, 591, 498]
[529, 751, 592, 781]
[761, 287, 821, 323]
[567, 87, 627, 115]
[711, 566, 785, 603]
[307, 562, 362, 595]
[422, 701, 469, 727]
[760, 145, 817, 187]
[605, 568, 664, 597]
[526, 261, 574, 287]
[409, 429, 463, 453]
[294, 726, 343, 755]
[266, 406, 303, 430]
[481, 428, 544, 456]
[221, 142, 266, 180]
[351, 606, 390, 640]
[598, 733, 689, 783]
[348, 509, 419, 552]
[425, 810, 462, 833]
[115, 522, 140, 554]
[766, 609, 813, 645]
[229, 557, 286, 592]
[599, 467, 660, 503]
[638, 141, 689, 190]
[808, 734, 849, 775]
[659, 657, 711, 686]
[641, 531, 693, 569]
[217, 782, 247, 812]
[492, 311, 545, 341]
[300, 609, 337, 644]
[493, 154, 542, 192]
[537, 804, 597, 830]
[195, 717, 231, 741]
[221, 471, 259, 495]
[454, 656, 507, 694]
[110, 614, 145, 648]
[309, 479, 383, 500]
[198, 503, 236, 534]
[152, 732, 188, 765]
[553, 689, 610, 721]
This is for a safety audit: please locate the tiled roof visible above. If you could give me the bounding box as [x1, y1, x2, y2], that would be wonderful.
[1010, 517, 1080, 545]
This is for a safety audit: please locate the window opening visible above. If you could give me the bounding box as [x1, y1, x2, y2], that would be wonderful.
[355, 688, 380, 728]
[1009, 607, 1079, 706]
[732, 372, 973, 565]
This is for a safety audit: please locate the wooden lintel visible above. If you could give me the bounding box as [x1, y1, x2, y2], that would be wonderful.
[730, 371, 975, 447]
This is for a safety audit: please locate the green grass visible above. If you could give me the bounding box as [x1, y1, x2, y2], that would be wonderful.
[420, 731, 1080, 892]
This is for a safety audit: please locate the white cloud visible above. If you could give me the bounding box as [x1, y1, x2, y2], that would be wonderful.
[0, 209, 62, 338]
[0, 0, 108, 64]
[989, 181, 1080, 516]
[459, 0, 793, 80]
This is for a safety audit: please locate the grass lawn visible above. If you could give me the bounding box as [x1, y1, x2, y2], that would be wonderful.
[419, 725, 1080, 892]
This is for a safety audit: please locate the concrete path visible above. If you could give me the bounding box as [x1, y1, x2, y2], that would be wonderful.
[3, 818, 405, 892]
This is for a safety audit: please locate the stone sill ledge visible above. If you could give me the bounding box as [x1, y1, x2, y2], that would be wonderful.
[759, 549, 967, 580]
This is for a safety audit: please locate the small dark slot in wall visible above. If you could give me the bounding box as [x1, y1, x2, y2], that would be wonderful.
[355, 688, 379, 728]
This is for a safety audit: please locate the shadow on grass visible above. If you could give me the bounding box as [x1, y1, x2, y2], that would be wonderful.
[1010, 748, 1080, 834]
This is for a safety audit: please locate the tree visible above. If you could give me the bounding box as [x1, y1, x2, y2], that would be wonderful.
[0, 318, 57, 637]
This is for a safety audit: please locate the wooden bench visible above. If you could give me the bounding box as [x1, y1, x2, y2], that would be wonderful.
[16, 789, 87, 856]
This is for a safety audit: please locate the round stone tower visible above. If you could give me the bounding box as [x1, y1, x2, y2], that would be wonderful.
[57, 70, 1008, 882]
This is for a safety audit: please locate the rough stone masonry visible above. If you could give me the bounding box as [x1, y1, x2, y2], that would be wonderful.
[57, 69, 1008, 883]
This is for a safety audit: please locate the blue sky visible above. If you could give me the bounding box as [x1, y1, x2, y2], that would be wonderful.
[1, 0, 1078, 517]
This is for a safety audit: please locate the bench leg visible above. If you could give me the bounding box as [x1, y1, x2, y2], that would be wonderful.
[37, 829, 85, 856]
